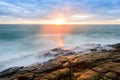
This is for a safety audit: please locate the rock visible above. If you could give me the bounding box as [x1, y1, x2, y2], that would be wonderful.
[73, 72, 81, 78]
[36, 56, 68, 73]
[92, 62, 120, 73]
[42, 48, 64, 57]
[62, 62, 70, 68]
[77, 69, 99, 80]
[89, 48, 97, 51]
[0, 44, 120, 80]
[92, 66, 108, 73]
[43, 68, 70, 80]
[43, 47, 77, 57]
[11, 73, 34, 80]
[0, 78, 9, 80]
[51, 48, 63, 51]
[110, 43, 120, 49]
[111, 66, 120, 73]
[105, 72, 117, 79]
[0, 67, 22, 77]
[59, 68, 70, 76]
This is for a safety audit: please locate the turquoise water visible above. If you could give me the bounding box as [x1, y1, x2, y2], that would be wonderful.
[0, 24, 120, 71]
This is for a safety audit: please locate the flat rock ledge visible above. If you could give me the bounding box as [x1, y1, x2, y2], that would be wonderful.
[0, 44, 120, 80]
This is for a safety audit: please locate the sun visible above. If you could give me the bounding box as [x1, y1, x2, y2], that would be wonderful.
[54, 19, 65, 25]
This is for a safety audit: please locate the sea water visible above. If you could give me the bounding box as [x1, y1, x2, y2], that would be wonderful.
[0, 24, 120, 71]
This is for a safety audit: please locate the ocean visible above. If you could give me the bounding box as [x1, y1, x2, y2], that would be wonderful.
[0, 24, 120, 71]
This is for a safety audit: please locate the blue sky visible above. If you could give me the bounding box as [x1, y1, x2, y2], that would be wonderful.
[0, 0, 120, 24]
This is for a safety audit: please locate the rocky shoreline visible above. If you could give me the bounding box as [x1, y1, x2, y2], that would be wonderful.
[0, 43, 120, 80]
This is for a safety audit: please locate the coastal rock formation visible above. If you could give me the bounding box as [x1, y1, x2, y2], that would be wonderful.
[0, 43, 120, 80]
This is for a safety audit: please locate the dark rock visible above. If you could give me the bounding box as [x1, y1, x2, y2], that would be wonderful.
[10, 73, 34, 80]
[51, 48, 63, 51]
[0, 67, 22, 77]
[89, 48, 97, 51]
[43, 48, 65, 57]
[110, 43, 120, 48]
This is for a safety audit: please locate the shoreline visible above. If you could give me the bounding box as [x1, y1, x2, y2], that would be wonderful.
[0, 43, 120, 80]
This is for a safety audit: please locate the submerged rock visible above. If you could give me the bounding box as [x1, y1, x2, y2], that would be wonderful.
[0, 43, 120, 80]
[110, 43, 120, 49]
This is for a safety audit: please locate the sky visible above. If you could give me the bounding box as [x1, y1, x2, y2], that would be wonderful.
[0, 0, 120, 24]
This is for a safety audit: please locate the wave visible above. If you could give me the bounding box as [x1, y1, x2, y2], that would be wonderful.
[0, 41, 114, 72]
[0, 25, 120, 72]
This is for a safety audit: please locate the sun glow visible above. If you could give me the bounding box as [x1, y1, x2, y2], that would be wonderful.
[54, 19, 65, 25]
[40, 8, 75, 47]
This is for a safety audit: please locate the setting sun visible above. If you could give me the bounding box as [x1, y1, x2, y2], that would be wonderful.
[54, 19, 65, 25]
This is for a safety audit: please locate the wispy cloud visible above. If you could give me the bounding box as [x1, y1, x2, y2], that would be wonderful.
[0, 0, 120, 24]
[70, 14, 93, 20]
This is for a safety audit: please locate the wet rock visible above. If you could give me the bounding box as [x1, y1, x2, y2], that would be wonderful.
[110, 43, 120, 49]
[43, 47, 77, 57]
[47, 48, 66, 57]
[0, 44, 120, 80]
[89, 48, 97, 51]
[51, 48, 63, 51]
[0, 67, 22, 77]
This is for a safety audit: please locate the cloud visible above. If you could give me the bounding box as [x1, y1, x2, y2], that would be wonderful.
[70, 14, 93, 20]
[0, 1, 47, 19]
[0, 0, 120, 24]
[113, 18, 120, 21]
